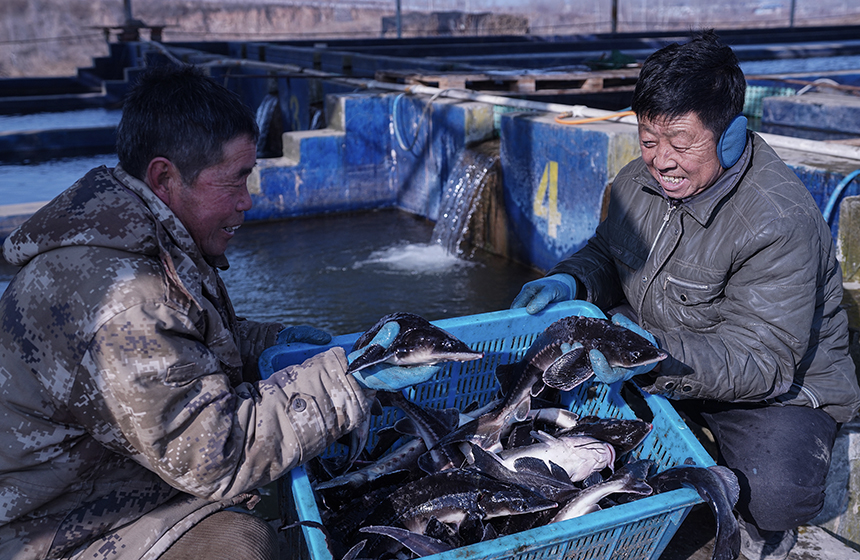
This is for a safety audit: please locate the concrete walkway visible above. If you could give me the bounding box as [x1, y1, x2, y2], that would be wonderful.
[661, 502, 860, 560]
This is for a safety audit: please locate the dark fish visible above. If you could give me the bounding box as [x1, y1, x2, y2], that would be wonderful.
[313, 438, 426, 508]
[357, 468, 556, 557]
[469, 444, 580, 503]
[557, 416, 653, 455]
[417, 312, 658, 471]
[379, 390, 464, 472]
[418, 359, 537, 472]
[534, 316, 668, 391]
[378, 390, 461, 449]
[551, 459, 653, 522]
[371, 469, 557, 534]
[649, 465, 741, 560]
[347, 312, 484, 374]
[359, 525, 453, 557]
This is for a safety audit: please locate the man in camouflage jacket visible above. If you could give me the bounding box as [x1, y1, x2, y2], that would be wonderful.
[0, 66, 377, 559]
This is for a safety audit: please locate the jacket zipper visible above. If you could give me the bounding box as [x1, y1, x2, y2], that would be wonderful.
[664, 275, 710, 291]
[648, 199, 679, 259]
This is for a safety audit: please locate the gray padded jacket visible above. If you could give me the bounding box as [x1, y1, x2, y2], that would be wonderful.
[551, 133, 860, 423]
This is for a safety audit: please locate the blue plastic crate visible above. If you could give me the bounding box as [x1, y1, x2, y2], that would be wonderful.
[260, 300, 714, 560]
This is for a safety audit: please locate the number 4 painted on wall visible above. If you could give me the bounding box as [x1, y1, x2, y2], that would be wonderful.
[533, 160, 562, 238]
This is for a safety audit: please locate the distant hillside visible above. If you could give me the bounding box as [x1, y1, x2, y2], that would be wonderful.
[2, 0, 859, 78]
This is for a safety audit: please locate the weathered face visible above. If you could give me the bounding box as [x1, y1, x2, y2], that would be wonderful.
[171, 135, 257, 257]
[637, 112, 725, 200]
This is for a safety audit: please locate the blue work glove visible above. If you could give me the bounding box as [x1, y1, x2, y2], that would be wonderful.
[276, 325, 332, 345]
[346, 321, 441, 391]
[511, 273, 578, 315]
[589, 313, 661, 384]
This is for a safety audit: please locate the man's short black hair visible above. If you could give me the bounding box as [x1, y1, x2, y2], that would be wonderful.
[116, 64, 259, 184]
[631, 30, 746, 140]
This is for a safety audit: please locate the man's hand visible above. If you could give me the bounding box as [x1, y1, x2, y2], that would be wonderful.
[510, 273, 578, 315]
[347, 321, 441, 391]
[276, 325, 332, 345]
[589, 314, 661, 384]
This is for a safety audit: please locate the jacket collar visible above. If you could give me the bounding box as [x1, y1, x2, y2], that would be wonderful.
[114, 165, 230, 270]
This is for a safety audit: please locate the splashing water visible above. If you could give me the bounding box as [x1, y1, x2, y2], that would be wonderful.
[354, 242, 474, 274]
[431, 146, 499, 256]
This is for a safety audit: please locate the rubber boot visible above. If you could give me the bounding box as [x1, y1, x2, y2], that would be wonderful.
[738, 516, 798, 560]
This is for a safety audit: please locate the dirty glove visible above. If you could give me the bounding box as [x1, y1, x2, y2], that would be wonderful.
[239, 320, 285, 360]
[347, 321, 441, 391]
[589, 314, 661, 385]
[511, 273, 578, 315]
[276, 325, 332, 346]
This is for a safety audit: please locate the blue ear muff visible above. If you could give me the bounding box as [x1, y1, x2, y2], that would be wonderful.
[717, 115, 748, 168]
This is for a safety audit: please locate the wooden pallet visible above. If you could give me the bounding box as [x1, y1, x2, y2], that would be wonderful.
[375, 68, 641, 95]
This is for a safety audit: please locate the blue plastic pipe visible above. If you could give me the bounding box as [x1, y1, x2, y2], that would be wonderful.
[823, 169, 860, 225]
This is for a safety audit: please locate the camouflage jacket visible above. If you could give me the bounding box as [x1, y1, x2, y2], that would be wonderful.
[0, 166, 372, 559]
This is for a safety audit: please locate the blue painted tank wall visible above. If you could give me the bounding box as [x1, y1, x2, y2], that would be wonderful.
[247, 91, 497, 224]
[2, 82, 858, 273]
[242, 89, 859, 274]
[500, 114, 635, 271]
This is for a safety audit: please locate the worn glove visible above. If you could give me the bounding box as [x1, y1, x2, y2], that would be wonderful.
[511, 273, 578, 315]
[276, 325, 332, 345]
[589, 314, 661, 385]
[347, 321, 441, 391]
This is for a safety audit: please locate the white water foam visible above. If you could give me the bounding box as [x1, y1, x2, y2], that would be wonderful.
[353, 242, 476, 274]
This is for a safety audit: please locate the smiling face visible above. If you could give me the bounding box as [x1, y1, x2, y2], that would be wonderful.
[637, 112, 725, 200]
[157, 135, 257, 258]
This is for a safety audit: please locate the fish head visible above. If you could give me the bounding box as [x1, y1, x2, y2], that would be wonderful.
[562, 417, 653, 455]
[598, 328, 668, 369]
[558, 435, 617, 478]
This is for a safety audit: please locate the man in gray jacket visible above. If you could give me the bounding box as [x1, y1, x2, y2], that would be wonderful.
[512, 31, 860, 560]
[0, 65, 435, 560]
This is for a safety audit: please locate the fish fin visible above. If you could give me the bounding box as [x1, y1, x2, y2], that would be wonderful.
[394, 417, 420, 438]
[530, 430, 559, 444]
[506, 421, 536, 448]
[425, 517, 462, 548]
[494, 362, 519, 397]
[542, 347, 593, 391]
[513, 456, 554, 478]
[581, 471, 604, 488]
[625, 478, 653, 497]
[709, 465, 741, 507]
[482, 522, 498, 543]
[469, 444, 522, 484]
[513, 396, 532, 423]
[462, 399, 483, 414]
[439, 407, 463, 432]
[340, 539, 367, 560]
[548, 461, 572, 482]
[360, 525, 453, 557]
[367, 426, 404, 461]
[343, 414, 371, 473]
[623, 459, 658, 481]
[459, 512, 486, 545]
[531, 407, 581, 433]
